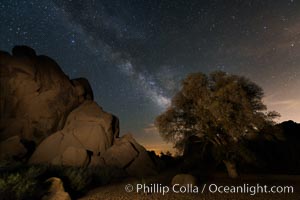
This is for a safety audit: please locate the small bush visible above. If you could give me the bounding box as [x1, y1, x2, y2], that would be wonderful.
[59, 166, 92, 194]
[0, 163, 127, 199]
[0, 165, 46, 200]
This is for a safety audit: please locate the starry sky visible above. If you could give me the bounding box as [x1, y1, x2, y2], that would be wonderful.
[1, 0, 299, 153]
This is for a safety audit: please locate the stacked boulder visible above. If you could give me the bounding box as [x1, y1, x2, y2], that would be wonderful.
[102, 134, 157, 176]
[29, 100, 119, 167]
[0, 46, 157, 177]
[0, 46, 81, 144]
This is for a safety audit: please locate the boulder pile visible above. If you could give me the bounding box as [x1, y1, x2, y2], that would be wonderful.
[0, 46, 157, 176]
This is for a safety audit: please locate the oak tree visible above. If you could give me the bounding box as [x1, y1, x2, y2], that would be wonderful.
[155, 71, 279, 178]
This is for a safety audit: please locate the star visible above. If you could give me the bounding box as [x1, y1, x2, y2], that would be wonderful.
[0, 0, 299, 153]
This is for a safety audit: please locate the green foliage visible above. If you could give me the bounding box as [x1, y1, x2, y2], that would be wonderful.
[60, 167, 92, 193]
[0, 158, 23, 172]
[155, 71, 280, 165]
[0, 165, 46, 200]
[45, 165, 126, 197]
[0, 162, 127, 199]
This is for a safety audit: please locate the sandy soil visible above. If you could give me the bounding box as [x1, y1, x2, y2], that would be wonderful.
[79, 173, 300, 200]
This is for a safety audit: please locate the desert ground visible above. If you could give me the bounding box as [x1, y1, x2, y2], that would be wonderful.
[79, 172, 300, 200]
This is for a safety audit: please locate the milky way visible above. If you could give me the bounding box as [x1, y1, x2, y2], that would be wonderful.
[1, 0, 299, 152]
[54, 1, 171, 108]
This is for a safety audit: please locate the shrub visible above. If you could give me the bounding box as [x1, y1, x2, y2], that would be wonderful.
[59, 166, 92, 194]
[0, 163, 127, 199]
[0, 165, 46, 200]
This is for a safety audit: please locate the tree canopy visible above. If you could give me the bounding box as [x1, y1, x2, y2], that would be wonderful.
[155, 71, 279, 177]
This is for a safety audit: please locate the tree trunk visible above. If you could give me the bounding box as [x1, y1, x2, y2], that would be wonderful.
[223, 160, 238, 179]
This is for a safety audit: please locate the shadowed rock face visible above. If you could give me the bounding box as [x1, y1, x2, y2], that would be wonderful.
[171, 174, 197, 186]
[102, 134, 158, 176]
[30, 108, 157, 176]
[29, 100, 119, 166]
[0, 46, 80, 144]
[0, 135, 27, 160]
[71, 78, 94, 103]
[42, 177, 71, 200]
[1, 46, 157, 177]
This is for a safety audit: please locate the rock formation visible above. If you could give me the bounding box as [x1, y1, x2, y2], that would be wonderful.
[42, 177, 71, 200]
[171, 174, 197, 186]
[102, 134, 157, 176]
[29, 100, 119, 167]
[0, 46, 81, 144]
[0, 135, 27, 159]
[0, 46, 157, 177]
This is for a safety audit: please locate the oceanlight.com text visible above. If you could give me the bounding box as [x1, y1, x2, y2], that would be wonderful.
[124, 183, 294, 196]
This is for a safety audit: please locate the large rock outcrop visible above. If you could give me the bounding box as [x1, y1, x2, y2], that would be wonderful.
[1, 46, 157, 177]
[29, 100, 119, 166]
[0, 46, 82, 144]
[102, 134, 157, 176]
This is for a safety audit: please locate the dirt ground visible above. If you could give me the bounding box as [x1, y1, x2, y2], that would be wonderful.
[79, 172, 300, 200]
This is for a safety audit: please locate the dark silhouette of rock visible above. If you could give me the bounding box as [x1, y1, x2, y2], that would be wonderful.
[248, 120, 300, 174]
[12, 45, 36, 57]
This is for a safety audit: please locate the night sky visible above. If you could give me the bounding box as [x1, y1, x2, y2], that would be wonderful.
[1, 0, 299, 153]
